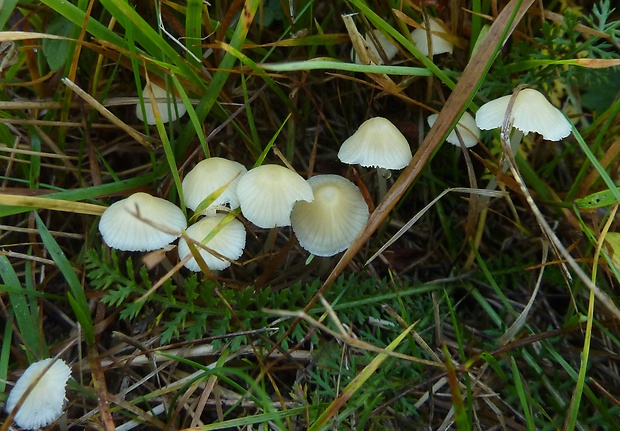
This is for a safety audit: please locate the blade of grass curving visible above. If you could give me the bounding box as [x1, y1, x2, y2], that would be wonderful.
[0, 194, 105, 215]
[510, 356, 536, 431]
[0, 256, 42, 359]
[177, 0, 261, 155]
[565, 206, 617, 431]
[260, 59, 435, 76]
[35, 213, 94, 345]
[307, 323, 416, 430]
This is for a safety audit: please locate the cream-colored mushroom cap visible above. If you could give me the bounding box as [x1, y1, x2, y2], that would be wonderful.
[411, 18, 454, 56]
[236, 164, 314, 228]
[291, 175, 369, 257]
[182, 158, 247, 214]
[338, 117, 412, 169]
[475, 88, 572, 141]
[99, 192, 187, 252]
[177, 214, 246, 271]
[352, 30, 399, 64]
[6, 358, 72, 430]
[428, 112, 480, 148]
[136, 82, 187, 125]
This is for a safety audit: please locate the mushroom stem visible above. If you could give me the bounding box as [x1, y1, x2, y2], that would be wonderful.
[377, 168, 391, 199]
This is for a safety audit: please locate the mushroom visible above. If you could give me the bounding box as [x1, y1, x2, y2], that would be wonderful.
[182, 158, 247, 215]
[427, 111, 480, 148]
[291, 175, 369, 257]
[177, 214, 246, 271]
[338, 117, 412, 170]
[410, 17, 454, 56]
[236, 164, 314, 228]
[6, 358, 72, 430]
[352, 29, 399, 65]
[136, 82, 187, 125]
[475, 88, 572, 143]
[99, 192, 187, 251]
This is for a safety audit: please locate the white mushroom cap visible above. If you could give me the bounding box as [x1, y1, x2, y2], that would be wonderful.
[410, 18, 454, 56]
[338, 117, 412, 170]
[182, 158, 247, 214]
[177, 214, 246, 271]
[236, 165, 314, 228]
[475, 88, 572, 141]
[136, 82, 188, 125]
[99, 192, 187, 252]
[353, 30, 399, 64]
[291, 175, 369, 257]
[427, 112, 480, 148]
[6, 358, 71, 430]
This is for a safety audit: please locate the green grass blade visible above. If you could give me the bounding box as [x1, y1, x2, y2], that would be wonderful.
[510, 356, 535, 431]
[35, 213, 94, 345]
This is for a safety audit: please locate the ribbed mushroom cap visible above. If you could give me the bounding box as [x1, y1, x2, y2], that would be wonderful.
[410, 18, 454, 56]
[291, 175, 369, 257]
[475, 88, 572, 141]
[177, 214, 246, 271]
[338, 117, 412, 169]
[6, 358, 71, 430]
[353, 30, 399, 64]
[182, 158, 247, 214]
[136, 82, 187, 125]
[99, 192, 187, 252]
[427, 112, 480, 148]
[236, 165, 314, 228]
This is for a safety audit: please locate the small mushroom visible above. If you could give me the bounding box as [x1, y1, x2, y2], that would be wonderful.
[136, 82, 187, 125]
[475, 88, 572, 142]
[410, 18, 454, 56]
[177, 214, 246, 271]
[291, 175, 369, 257]
[6, 358, 72, 430]
[338, 117, 412, 170]
[236, 164, 314, 228]
[182, 158, 247, 215]
[352, 29, 399, 64]
[427, 111, 480, 148]
[99, 192, 187, 252]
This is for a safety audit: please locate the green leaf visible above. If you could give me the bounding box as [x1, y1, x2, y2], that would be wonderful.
[41, 15, 75, 72]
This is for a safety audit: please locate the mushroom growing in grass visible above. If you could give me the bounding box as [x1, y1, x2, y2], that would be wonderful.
[6, 358, 72, 430]
[236, 164, 314, 228]
[99, 192, 187, 252]
[475, 87, 572, 156]
[291, 175, 369, 257]
[182, 157, 247, 215]
[177, 214, 246, 271]
[136, 82, 187, 125]
[410, 18, 454, 56]
[338, 117, 412, 170]
[427, 111, 480, 148]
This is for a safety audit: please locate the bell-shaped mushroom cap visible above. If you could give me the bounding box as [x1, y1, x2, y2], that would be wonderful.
[177, 214, 246, 271]
[427, 112, 480, 148]
[353, 30, 399, 64]
[99, 192, 187, 252]
[136, 82, 187, 125]
[6, 358, 72, 430]
[236, 165, 314, 228]
[410, 18, 454, 56]
[291, 175, 369, 257]
[338, 117, 412, 170]
[475, 88, 572, 141]
[182, 158, 247, 214]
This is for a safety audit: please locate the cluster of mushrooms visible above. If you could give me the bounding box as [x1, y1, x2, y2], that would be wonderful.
[99, 19, 573, 274]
